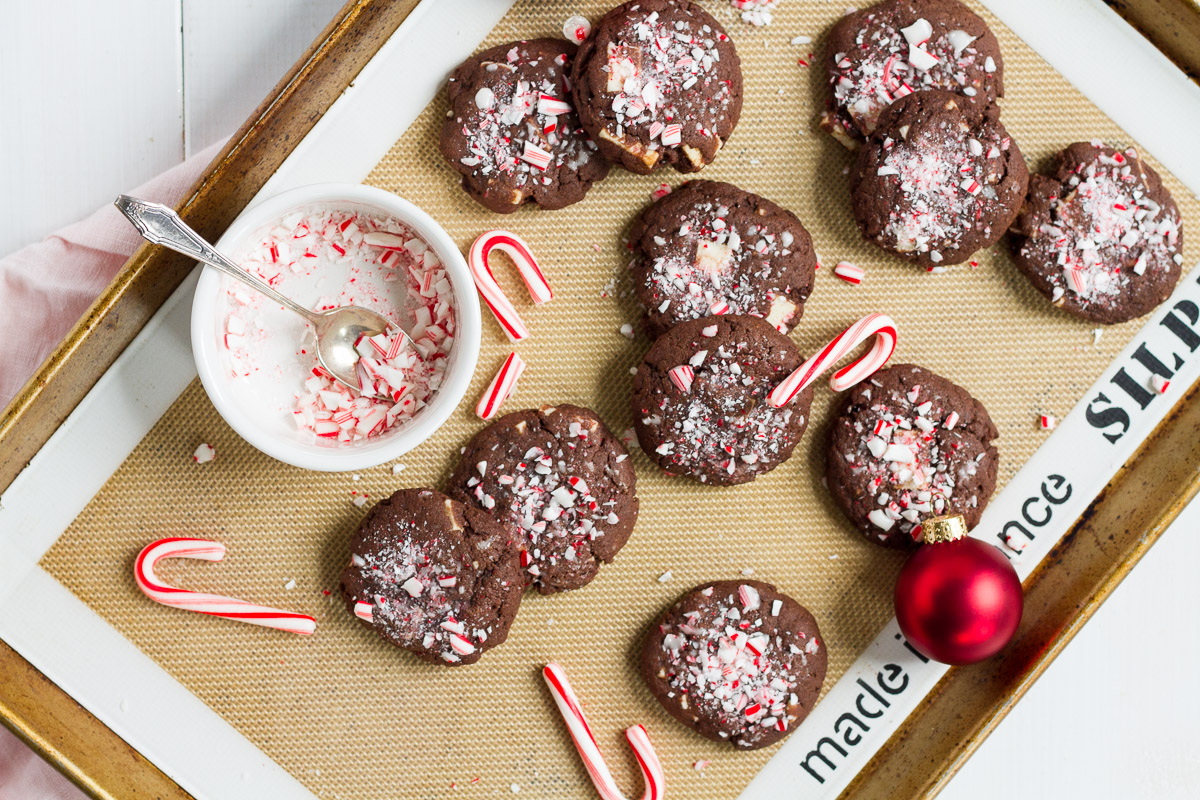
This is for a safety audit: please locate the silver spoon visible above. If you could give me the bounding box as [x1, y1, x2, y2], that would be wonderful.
[115, 195, 415, 390]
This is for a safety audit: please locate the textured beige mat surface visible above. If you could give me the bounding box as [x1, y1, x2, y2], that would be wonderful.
[42, 1, 1196, 798]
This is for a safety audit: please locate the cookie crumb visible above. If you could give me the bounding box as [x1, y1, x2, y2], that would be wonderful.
[619, 323, 634, 339]
[392, 463, 407, 475]
[658, 570, 673, 583]
[192, 443, 216, 464]
[284, 579, 297, 591]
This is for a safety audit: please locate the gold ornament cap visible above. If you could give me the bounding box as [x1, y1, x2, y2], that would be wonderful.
[921, 514, 968, 544]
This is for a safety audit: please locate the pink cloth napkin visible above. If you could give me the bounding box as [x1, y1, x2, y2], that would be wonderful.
[0, 726, 85, 800]
[0, 139, 225, 410]
[0, 139, 225, 798]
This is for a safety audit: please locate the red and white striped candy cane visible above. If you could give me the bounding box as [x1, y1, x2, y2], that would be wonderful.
[476, 351, 527, 420]
[469, 230, 552, 342]
[542, 663, 665, 800]
[768, 313, 898, 407]
[134, 538, 316, 635]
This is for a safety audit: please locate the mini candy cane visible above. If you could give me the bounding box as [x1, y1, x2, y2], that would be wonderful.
[476, 351, 527, 420]
[768, 313, 898, 407]
[469, 230, 552, 342]
[134, 538, 316, 635]
[542, 663, 665, 800]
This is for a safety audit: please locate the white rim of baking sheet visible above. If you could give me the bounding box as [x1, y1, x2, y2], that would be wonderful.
[2, 1, 1200, 798]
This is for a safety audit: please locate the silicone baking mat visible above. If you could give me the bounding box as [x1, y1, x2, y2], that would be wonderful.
[40, 1, 1197, 798]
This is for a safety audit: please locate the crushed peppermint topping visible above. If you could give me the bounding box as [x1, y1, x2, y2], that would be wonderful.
[458, 408, 634, 591]
[636, 189, 807, 332]
[223, 209, 454, 444]
[839, 374, 989, 543]
[345, 491, 505, 664]
[655, 585, 819, 747]
[822, 7, 997, 141]
[237, 209, 453, 443]
[869, 102, 1015, 259]
[597, 5, 736, 163]
[638, 322, 804, 483]
[449, 42, 598, 200]
[1020, 144, 1183, 313]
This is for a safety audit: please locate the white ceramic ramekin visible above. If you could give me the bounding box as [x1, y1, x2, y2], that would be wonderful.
[191, 183, 480, 471]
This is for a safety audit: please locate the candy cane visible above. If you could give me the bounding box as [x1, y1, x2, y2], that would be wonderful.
[542, 663, 664, 800]
[476, 351, 526, 420]
[469, 230, 552, 342]
[134, 538, 316, 635]
[768, 313, 898, 407]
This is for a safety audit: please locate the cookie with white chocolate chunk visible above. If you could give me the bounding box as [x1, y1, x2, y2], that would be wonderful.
[629, 180, 818, 337]
[440, 38, 609, 213]
[448, 404, 639, 595]
[821, 0, 1004, 148]
[570, 0, 743, 174]
[849, 89, 1028, 267]
[1010, 141, 1184, 325]
[640, 580, 826, 749]
[340, 488, 524, 666]
[825, 364, 998, 549]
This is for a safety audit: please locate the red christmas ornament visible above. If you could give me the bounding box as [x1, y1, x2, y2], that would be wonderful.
[894, 515, 1023, 665]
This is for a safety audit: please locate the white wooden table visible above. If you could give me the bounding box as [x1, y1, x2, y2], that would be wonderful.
[1, 1, 1197, 797]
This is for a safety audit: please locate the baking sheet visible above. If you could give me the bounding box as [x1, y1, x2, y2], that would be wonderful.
[26, 1, 1200, 798]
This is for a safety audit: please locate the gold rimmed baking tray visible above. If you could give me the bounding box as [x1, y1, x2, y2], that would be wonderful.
[3, 1, 1200, 798]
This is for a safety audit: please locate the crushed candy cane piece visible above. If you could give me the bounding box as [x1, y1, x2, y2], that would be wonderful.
[476, 352, 527, 420]
[731, 0, 778, 26]
[223, 208, 455, 445]
[563, 14, 591, 43]
[833, 261, 864, 284]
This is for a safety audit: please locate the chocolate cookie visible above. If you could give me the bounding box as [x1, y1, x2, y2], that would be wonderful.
[1010, 142, 1184, 324]
[826, 364, 998, 548]
[448, 404, 638, 595]
[570, 0, 743, 174]
[640, 580, 826, 749]
[820, 0, 1004, 148]
[631, 315, 812, 485]
[849, 90, 1027, 267]
[629, 180, 818, 337]
[440, 39, 610, 213]
[340, 488, 523, 666]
